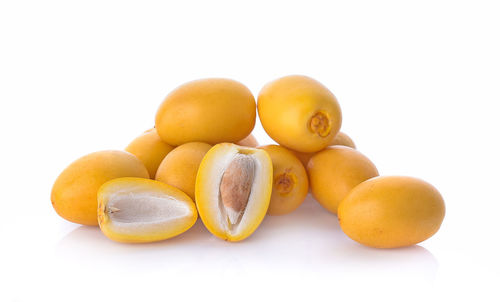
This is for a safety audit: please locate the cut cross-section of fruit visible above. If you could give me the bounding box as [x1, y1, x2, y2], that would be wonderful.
[51, 150, 149, 226]
[97, 177, 197, 243]
[195, 143, 273, 241]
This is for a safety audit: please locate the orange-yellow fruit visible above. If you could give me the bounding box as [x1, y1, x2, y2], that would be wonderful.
[98, 177, 197, 243]
[289, 149, 315, 168]
[155, 142, 211, 201]
[156, 78, 256, 146]
[332, 131, 356, 149]
[338, 176, 446, 248]
[290, 131, 356, 167]
[237, 134, 259, 147]
[258, 145, 308, 215]
[307, 146, 379, 214]
[125, 128, 174, 178]
[258, 75, 342, 153]
[195, 143, 273, 241]
[51, 151, 149, 225]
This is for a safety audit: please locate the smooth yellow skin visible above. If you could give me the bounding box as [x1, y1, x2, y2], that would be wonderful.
[156, 78, 256, 146]
[290, 131, 356, 167]
[338, 176, 446, 248]
[125, 128, 174, 179]
[290, 149, 316, 168]
[98, 177, 197, 243]
[196, 143, 273, 241]
[51, 151, 149, 225]
[307, 146, 379, 214]
[332, 131, 356, 149]
[258, 75, 342, 153]
[155, 142, 211, 201]
[237, 133, 259, 147]
[258, 145, 308, 215]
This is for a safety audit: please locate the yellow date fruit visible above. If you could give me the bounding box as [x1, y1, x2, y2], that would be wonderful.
[98, 177, 197, 243]
[156, 78, 256, 146]
[258, 145, 308, 215]
[125, 128, 174, 178]
[338, 176, 446, 248]
[195, 143, 273, 241]
[307, 146, 379, 214]
[155, 142, 212, 202]
[332, 131, 356, 149]
[290, 131, 356, 167]
[51, 151, 149, 225]
[258, 75, 342, 153]
[237, 133, 259, 148]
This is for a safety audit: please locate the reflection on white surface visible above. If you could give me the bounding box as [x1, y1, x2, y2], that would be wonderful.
[1, 192, 445, 301]
[55, 194, 438, 283]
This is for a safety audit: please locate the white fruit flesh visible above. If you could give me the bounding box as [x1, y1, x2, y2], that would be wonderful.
[105, 192, 192, 235]
[196, 144, 272, 239]
[98, 177, 197, 243]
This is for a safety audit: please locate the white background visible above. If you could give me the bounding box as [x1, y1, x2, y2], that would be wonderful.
[1, 0, 499, 301]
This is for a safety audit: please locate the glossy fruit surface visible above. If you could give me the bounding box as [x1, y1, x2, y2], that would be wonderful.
[51, 150, 149, 225]
[307, 146, 378, 214]
[237, 134, 259, 147]
[258, 75, 342, 153]
[155, 142, 211, 201]
[289, 131, 356, 167]
[125, 128, 174, 178]
[338, 176, 445, 248]
[156, 78, 256, 146]
[258, 145, 308, 215]
[331, 131, 356, 149]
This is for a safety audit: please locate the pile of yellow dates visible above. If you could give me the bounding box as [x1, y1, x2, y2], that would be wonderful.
[51, 76, 445, 248]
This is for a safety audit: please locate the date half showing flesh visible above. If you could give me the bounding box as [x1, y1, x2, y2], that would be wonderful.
[195, 143, 273, 241]
[98, 177, 197, 243]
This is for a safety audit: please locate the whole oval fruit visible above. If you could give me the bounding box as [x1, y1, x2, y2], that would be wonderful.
[290, 131, 356, 167]
[155, 142, 212, 202]
[125, 128, 174, 178]
[258, 75, 342, 153]
[338, 176, 446, 248]
[331, 131, 356, 149]
[307, 146, 379, 214]
[155, 78, 256, 146]
[258, 145, 308, 215]
[51, 150, 149, 225]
